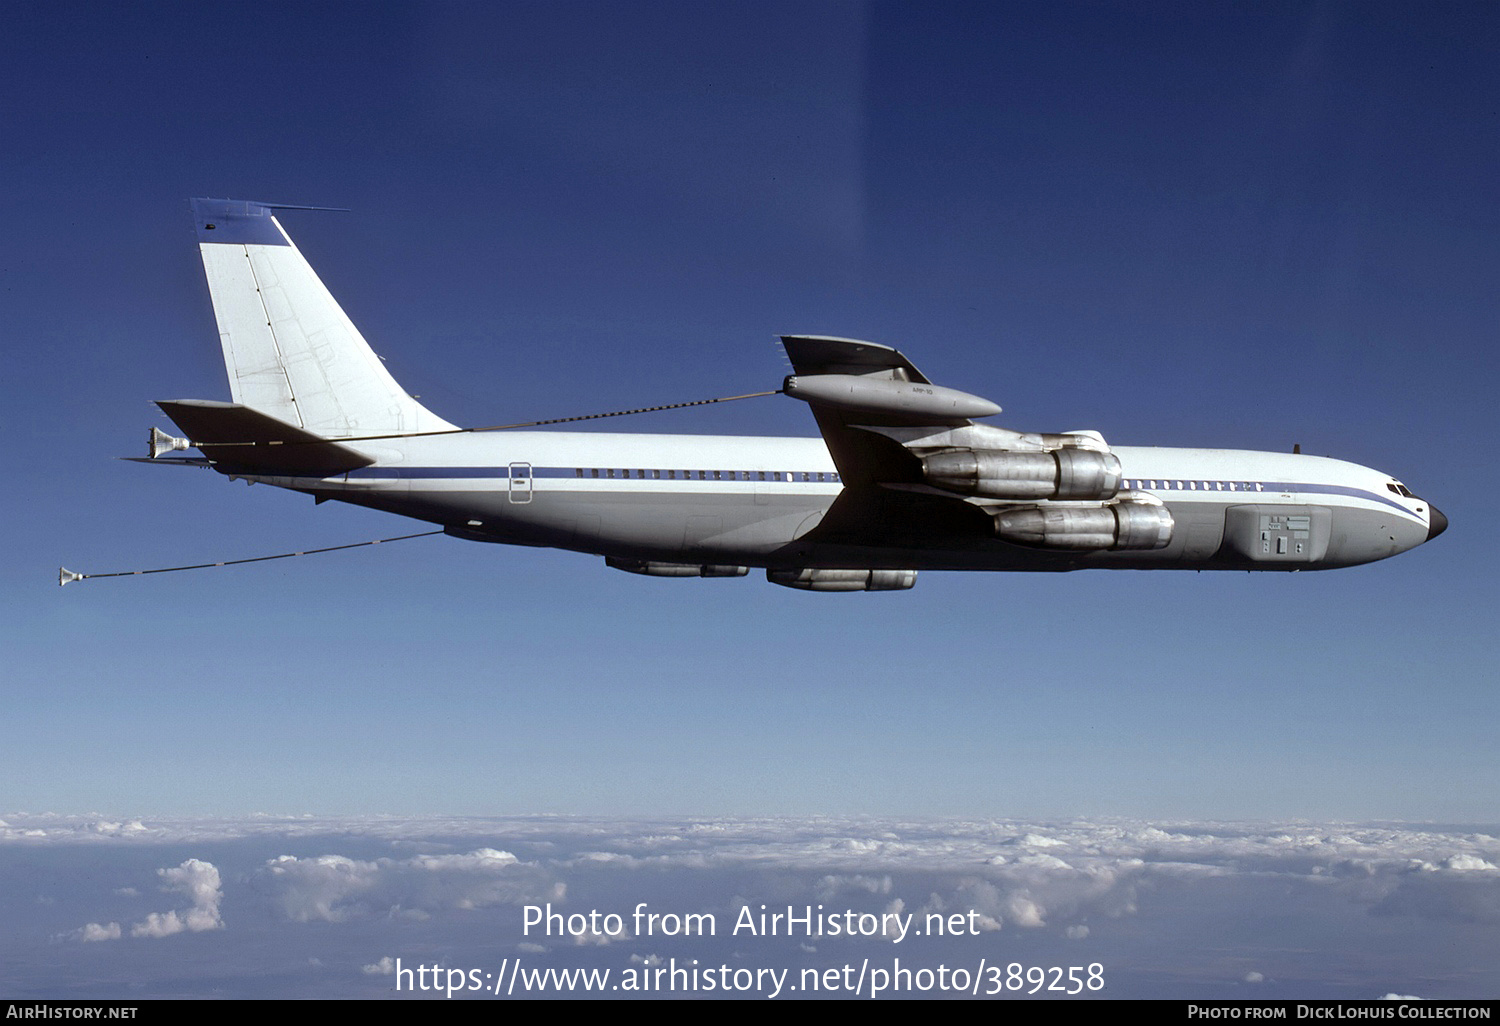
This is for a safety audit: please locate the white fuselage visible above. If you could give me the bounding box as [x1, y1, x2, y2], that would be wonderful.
[240, 429, 1438, 573]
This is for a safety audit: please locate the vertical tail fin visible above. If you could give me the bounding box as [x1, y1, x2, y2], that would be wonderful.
[189, 198, 455, 438]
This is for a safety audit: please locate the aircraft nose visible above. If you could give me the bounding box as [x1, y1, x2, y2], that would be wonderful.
[1426, 505, 1448, 541]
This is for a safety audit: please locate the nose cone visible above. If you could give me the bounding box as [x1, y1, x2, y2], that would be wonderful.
[1427, 506, 1449, 541]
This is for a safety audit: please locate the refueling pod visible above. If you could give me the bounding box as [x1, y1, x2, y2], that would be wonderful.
[607, 559, 749, 577]
[767, 568, 918, 592]
[783, 374, 1001, 422]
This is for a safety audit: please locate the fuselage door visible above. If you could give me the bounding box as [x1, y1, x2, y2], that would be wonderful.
[508, 462, 533, 504]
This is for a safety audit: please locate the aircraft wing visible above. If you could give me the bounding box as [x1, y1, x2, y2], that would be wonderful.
[779, 335, 999, 487]
[781, 335, 934, 385]
[779, 335, 1007, 547]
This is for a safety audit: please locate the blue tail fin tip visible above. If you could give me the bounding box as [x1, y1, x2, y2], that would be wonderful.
[189, 198, 348, 247]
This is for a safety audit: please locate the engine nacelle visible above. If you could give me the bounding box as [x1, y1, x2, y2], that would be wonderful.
[922, 447, 1122, 500]
[766, 568, 918, 592]
[992, 494, 1173, 550]
[606, 558, 748, 577]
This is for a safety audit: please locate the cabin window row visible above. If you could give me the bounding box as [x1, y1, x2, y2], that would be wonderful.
[1122, 479, 1266, 492]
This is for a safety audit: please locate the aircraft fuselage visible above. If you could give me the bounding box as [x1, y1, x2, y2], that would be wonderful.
[236, 430, 1439, 573]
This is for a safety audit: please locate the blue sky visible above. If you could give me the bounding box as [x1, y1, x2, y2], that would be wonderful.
[4, 0, 1498, 1002]
[4, 1, 1495, 830]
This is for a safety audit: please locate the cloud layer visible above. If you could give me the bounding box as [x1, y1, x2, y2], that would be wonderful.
[10, 813, 1496, 998]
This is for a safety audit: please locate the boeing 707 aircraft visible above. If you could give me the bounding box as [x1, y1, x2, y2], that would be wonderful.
[138, 198, 1445, 592]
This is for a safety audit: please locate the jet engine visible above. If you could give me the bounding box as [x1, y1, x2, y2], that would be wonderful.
[766, 568, 918, 592]
[992, 494, 1173, 550]
[921, 447, 1122, 500]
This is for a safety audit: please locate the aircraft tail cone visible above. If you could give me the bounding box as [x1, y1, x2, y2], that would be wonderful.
[149, 427, 190, 459]
[59, 567, 84, 587]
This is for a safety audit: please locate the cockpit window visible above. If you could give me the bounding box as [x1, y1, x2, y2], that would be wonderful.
[1388, 481, 1415, 498]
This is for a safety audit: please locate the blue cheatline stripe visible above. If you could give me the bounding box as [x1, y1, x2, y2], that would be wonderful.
[313, 467, 1421, 516]
[1270, 482, 1414, 515]
[341, 466, 843, 483]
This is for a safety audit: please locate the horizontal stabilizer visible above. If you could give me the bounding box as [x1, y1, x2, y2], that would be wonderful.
[121, 456, 214, 468]
[155, 399, 376, 475]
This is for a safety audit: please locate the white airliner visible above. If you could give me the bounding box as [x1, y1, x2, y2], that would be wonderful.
[141, 198, 1445, 592]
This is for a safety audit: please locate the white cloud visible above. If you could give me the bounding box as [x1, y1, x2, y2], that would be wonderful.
[158, 860, 222, 917]
[67, 858, 222, 942]
[1016, 833, 1067, 848]
[574, 925, 628, 947]
[254, 848, 550, 923]
[258, 855, 378, 923]
[361, 957, 396, 975]
[78, 921, 121, 942]
[1006, 893, 1046, 928]
[129, 859, 223, 938]
[1441, 854, 1496, 872]
[132, 911, 196, 938]
[89, 820, 150, 837]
